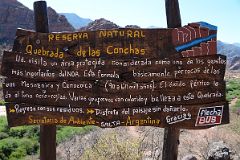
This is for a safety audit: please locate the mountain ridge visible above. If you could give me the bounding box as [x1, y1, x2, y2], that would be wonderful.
[233, 43, 240, 47]
[79, 18, 119, 31]
[0, 0, 74, 44]
[61, 13, 92, 29]
[217, 40, 240, 70]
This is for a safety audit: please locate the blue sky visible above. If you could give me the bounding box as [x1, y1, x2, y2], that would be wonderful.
[18, 0, 240, 44]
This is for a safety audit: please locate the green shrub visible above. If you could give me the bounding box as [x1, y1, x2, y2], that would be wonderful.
[0, 151, 8, 160]
[0, 137, 39, 160]
[9, 127, 28, 138]
[0, 101, 5, 105]
[0, 117, 9, 133]
[0, 138, 19, 158]
[0, 132, 9, 140]
[56, 126, 93, 144]
[226, 79, 240, 114]
[9, 126, 39, 139]
[9, 147, 26, 160]
[226, 79, 240, 100]
[24, 126, 40, 140]
[19, 138, 38, 155]
[0, 117, 94, 159]
[235, 99, 240, 107]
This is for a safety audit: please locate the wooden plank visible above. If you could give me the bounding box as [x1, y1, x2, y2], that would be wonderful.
[3, 78, 226, 107]
[1, 51, 227, 81]
[33, 1, 56, 160]
[163, 0, 182, 159]
[13, 28, 178, 59]
[165, 0, 181, 28]
[5, 101, 229, 129]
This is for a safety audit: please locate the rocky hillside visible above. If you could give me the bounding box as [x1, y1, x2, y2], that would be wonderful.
[229, 56, 240, 70]
[217, 41, 240, 70]
[79, 18, 119, 31]
[61, 13, 92, 29]
[0, 0, 74, 45]
[218, 41, 240, 58]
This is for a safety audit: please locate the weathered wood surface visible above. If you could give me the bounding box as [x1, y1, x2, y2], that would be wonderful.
[13, 28, 178, 59]
[1, 50, 228, 128]
[3, 78, 226, 107]
[1, 51, 226, 81]
[5, 101, 229, 129]
[164, 1, 183, 159]
[33, 2, 56, 160]
[165, 0, 181, 28]
[13, 23, 218, 61]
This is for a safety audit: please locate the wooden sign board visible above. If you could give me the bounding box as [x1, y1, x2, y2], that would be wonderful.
[1, 51, 226, 81]
[13, 28, 177, 59]
[1, 22, 229, 128]
[5, 102, 228, 128]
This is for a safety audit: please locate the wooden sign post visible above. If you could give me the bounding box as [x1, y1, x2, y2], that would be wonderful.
[1, 1, 229, 160]
[34, 2, 56, 160]
[163, 0, 181, 159]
